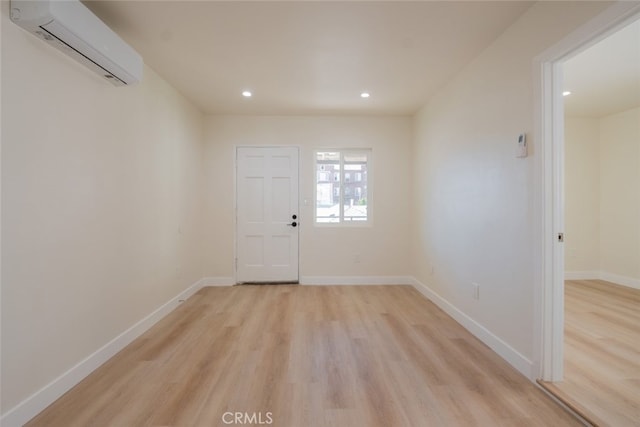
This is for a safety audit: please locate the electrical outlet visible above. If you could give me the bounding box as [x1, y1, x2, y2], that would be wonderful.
[430, 266, 435, 275]
[353, 253, 361, 263]
[472, 282, 480, 300]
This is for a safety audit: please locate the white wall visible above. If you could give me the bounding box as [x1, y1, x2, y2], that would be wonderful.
[565, 117, 601, 273]
[203, 115, 412, 282]
[0, 0, 622, 419]
[411, 1, 611, 369]
[1, 4, 205, 414]
[565, 108, 640, 286]
[599, 108, 640, 283]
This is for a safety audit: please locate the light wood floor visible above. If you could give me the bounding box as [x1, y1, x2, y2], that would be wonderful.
[27, 285, 581, 427]
[541, 280, 640, 427]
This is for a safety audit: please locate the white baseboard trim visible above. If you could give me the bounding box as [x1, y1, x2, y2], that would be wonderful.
[0, 279, 205, 427]
[300, 276, 414, 285]
[564, 270, 600, 280]
[600, 271, 640, 290]
[409, 277, 535, 380]
[199, 276, 235, 286]
[565, 270, 640, 290]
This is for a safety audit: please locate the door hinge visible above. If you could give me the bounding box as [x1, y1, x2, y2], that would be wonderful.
[557, 233, 564, 242]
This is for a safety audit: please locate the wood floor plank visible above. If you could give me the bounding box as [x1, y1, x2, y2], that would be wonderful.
[26, 285, 582, 427]
[541, 280, 640, 427]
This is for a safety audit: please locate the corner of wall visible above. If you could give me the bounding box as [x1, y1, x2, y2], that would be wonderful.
[0, 278, 205, 427]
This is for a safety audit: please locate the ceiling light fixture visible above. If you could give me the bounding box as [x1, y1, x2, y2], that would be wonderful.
[563, 91, 571, 96]
[242, 90, 252, 97]
[360, 92, 370, 98]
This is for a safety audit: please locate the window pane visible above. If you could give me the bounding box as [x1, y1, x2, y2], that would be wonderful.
[344, 153, 367, 163]
[343, 152, 367, 222]
[316, 152, 340, 223]
[317, 151, 340, 161]
[315, 149, 370, 224]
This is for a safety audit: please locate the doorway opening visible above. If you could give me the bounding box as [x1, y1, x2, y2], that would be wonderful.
[536, 3, 640, 425]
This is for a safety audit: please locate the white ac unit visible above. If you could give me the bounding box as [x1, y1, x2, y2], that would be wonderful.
[10, 0, 143, 86]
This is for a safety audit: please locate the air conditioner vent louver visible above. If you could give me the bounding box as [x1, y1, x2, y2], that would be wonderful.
[10, 0, 143, 86]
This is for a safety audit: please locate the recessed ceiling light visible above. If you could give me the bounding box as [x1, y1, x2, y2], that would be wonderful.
[360, 92, 370, 98]
[242, 90, 252, 97]
[563, 91, 571, 96]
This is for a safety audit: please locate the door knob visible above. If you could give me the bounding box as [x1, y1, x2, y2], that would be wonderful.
[287, 221, 297, 227]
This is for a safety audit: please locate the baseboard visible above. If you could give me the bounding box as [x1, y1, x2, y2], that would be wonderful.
[565, 270, 640, 290]
[299, 276, 413, 285]
[203, 275, 414, 286]
[564, 271, 599, 281]
[409, 277, 535, 380]
[0, 279, 205, 427]
[600, 271, 640, 290]
[199, 276, 235, 286]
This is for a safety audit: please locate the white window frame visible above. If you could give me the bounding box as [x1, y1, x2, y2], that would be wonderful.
[314, 148, 372, 226]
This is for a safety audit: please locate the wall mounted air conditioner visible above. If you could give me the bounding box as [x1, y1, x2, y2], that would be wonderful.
[10, 0, 143, 86]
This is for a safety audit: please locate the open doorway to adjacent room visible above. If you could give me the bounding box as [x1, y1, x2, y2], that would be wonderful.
[540, 16, 640, 427]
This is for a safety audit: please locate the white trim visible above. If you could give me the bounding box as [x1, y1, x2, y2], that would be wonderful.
[410, 278, 535, 380]
[0, 279, 205, 427]
[233, 146, 238, 285]
[564, 271, 600, 281]
[533, 1, 640, 383]
[600, 272, 640, 290]
[199, 276, 235, 286]
[300, 276, 412, 285]
[566, 271, 640, 290]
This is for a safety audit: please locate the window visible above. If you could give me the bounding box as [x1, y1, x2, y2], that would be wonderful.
[315, 150, 370, 224]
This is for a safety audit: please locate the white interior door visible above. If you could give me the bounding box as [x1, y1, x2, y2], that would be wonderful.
[236, 147, 299, 283]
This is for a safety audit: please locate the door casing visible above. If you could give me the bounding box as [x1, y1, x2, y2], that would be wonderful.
[533, 2, 640, 381]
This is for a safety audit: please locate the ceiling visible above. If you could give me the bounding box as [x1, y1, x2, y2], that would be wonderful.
[564, 19, 640, 118]
[85, 1, 533, 115]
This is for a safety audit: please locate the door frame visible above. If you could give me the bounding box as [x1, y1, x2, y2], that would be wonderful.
[533, 2, 640, 381]
[234, 145, 301, 284]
